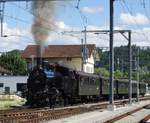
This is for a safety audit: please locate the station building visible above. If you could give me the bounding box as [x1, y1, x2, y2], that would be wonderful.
[21, 44, 96, 74]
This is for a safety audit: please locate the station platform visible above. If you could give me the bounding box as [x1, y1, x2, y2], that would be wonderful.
[46, 100, 150, 123]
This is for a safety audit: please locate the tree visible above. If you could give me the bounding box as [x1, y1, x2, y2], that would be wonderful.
[114, 70, 123, 78]
[0, 50, 27, 75]
[96, 45, 150, 84]
[94, 67, 109, 77]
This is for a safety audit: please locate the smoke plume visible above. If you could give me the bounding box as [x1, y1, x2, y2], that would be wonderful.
[31, 0, 55, 46]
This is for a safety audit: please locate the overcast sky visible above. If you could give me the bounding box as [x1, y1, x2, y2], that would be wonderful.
[1, 0, 150, 52]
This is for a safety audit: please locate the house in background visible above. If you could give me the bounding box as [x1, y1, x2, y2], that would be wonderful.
[21, 44, 96, 73]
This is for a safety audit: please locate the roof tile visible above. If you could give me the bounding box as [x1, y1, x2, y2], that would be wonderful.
[21, 44, 95, 58]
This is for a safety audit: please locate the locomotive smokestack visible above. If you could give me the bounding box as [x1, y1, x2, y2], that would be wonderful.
[31, 0, 56, 67]
[36, 45, 42, 68]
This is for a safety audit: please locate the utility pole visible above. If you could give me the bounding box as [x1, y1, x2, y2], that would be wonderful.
[121, 58, 124, 77]
[137, 47, 139, 102]
[81, 38, 84, 71]
[0, 2, 4, 37]
[128, 31, 132, 104]
[109, 0, 115, 108]
[84, 26, 87, 46]
[117, 58, 120, 70]
[30, 55, 35, 70]
[81, 26, 87, 72]
[84, 26, 87, 63]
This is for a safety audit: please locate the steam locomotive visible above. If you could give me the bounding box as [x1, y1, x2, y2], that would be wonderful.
[26, 62, 146, 108]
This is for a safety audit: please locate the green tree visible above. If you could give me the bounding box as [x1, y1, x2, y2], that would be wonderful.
[96, 45, 150, 84]
[94, 67, 109, 77]
[0, 50, 27, 75]
[114, 70, 123, 78]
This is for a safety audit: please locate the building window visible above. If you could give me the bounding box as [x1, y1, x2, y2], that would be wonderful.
[0, 83, 3, 87]
[86, 66, 93, 73]
[67, 57, 72, 61]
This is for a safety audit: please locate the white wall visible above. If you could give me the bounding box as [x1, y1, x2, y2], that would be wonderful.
[27, 53, 95, 73]
[46, 58, 83, 71]
[0, 76, 27, 93]
[83, 54, 95, 73]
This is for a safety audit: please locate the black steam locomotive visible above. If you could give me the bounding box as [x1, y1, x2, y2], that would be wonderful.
[26, 63, 146, 108]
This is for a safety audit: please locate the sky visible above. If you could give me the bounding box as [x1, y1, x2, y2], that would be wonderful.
[1, 0, 150, 52]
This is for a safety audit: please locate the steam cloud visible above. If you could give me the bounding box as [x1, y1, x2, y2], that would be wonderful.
[31, 0, 56, 46]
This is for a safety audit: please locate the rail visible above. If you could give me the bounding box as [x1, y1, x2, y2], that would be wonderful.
[103, 105, 149, 123]
[0, 97, 150, 123]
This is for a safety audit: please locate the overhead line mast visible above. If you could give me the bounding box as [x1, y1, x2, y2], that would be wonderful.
[109, 0, 132, 107]
[109, 0, 115, 110]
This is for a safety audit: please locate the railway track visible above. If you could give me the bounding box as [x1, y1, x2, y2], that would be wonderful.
[139, 105, 150, 123]
[140, 114, 150, 123]
[0, 97, 150, 123]
[0, 105, 91, 123]
[103, 104, 150, 123]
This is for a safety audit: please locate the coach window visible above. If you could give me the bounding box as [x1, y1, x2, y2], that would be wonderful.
[90, 78, 95, 85]
[105, 80, 109, 86]
[125, 83, 128, 88]
[120, 83, 125, 88]
[84, 77, 87, 85]
[93, 78, 96, 85]
[87, 77, 91, 85]
[95, 79, 98, 85]
[84, 77, 89, 85]
[80, 77, 84, 86]
[103, 79, 107, 85]
[114, 82, 116, 87]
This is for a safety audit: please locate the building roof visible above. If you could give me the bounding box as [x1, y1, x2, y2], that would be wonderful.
[21, 44, 95, 59]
